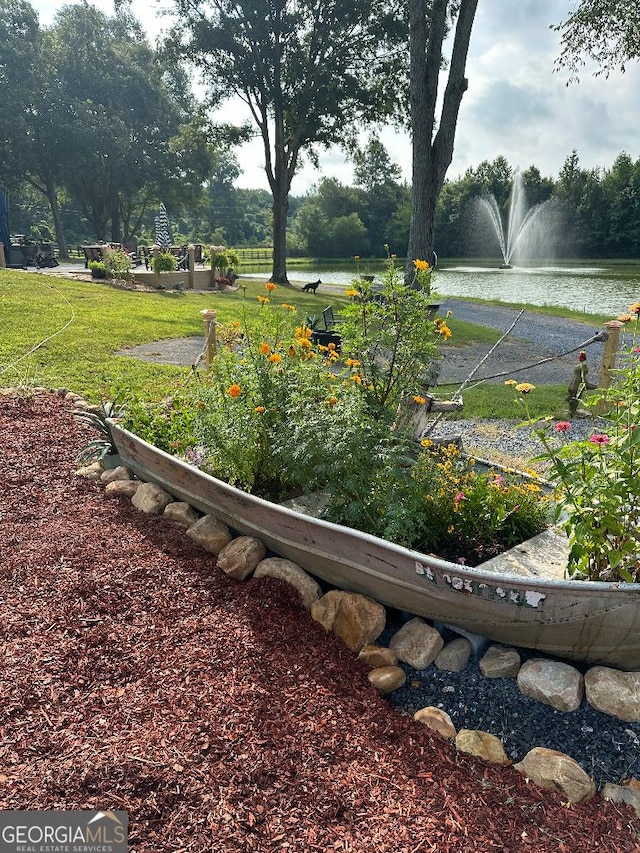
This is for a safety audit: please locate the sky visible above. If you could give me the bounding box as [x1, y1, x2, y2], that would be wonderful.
[31, 0, 640, 195]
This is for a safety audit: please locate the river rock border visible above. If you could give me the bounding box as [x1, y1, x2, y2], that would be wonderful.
[71, 451, 640, 814]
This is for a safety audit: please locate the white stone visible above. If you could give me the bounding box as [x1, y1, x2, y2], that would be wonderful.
[584, 667, 640, 722]
[131, 481, 174, 516]
[455, 729, 510, 765]
[514, 748, 595, 803]
[186, 514, 233, 554]
[163, 501, 200, 530]
[434, 637, 471, 672]
[413, 707, 457, 739]
[479, 645, 521, 678]
[517, 658, 584, 712]
[368, 666, 406, 694]
[217, 536, 267, 580]
[389, 618, 444, 670]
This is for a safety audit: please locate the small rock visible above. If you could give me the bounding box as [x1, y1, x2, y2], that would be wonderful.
[434, 637, 471, 672]
[100, 465, 131, 484]
[368, 666, 406, 694]
[517, 658, 584, 712]
[186, 514, 233, 554]
[104, 480, 140, 498]
[254, 558, 322, 609]
[131, 482, 174, 516]
[514, 747, 595, 803]
[310, 590, 386, 652]
[75, 462, 103, 480]
[389, 617, 444, 670]
[455, 729, 510, 765]
[163, 501, 200, 530]
[413, 707, 457, 739]
[479, 644, 521, 678]
[601, 781, 640, 816]
[217, 536, 267, 580]
[358, 644, 399, 669]
[584, 667, 640, 722]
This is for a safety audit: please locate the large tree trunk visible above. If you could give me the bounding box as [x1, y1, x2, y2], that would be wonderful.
[271, 181, 289, 284]
[45, 179, 69, 260]
[406, 0, 478, 282]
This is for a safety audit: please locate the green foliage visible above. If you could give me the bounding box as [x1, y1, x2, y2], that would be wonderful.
[88, 261, 107, 279]
[103, 247, 132, 280]
[516, 315, 640, 583]
[74, 399, 125, 464]
[121, 276, 549, 563]
[151, 252, 178, 273]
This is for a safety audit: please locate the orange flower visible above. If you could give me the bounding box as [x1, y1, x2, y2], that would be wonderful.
[288, 345, 297, 357]
[265, 282, 276, 292]
[257, 295, 270, 304]
[254, 406, 265, 413]
[413, 395, 427, 405]
[227, 384, 242, 398]
[413, 259, 430, 271]
[259, 342, 271, 355]
[629, 302, 640, 315]
[345, 358, 360, 368]
[350, 374, 363, 384]
[345, 288, 359, 298]
[326, 396, 338, 406]
[297, 337, 312, 349]
[269, 353, 282, 364]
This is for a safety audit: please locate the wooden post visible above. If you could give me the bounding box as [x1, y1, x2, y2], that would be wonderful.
[599, 320, 624, 389]
[0, 242, 5, 268]
[200, 309, 217, 369]
[187, 244, 195, 289]
[596, 320, 624, 414]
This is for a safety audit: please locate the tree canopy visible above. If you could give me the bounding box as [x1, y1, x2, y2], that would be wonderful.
[554, 1, 640, 80]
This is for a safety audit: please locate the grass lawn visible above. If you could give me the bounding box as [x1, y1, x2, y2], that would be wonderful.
[0, 268, 594, 420]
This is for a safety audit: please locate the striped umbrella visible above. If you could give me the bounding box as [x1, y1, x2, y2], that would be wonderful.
[154, 203, 172, 248]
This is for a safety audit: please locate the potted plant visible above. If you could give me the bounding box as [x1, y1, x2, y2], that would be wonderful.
[88, 260, 107, 279]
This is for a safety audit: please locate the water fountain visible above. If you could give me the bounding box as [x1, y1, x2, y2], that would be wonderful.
[478, 172, 551, 268]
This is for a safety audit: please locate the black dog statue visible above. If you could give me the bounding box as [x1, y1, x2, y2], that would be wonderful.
[302, 279, 321, 293]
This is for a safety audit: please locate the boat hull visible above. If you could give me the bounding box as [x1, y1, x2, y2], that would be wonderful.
[110, 423, 640, 669]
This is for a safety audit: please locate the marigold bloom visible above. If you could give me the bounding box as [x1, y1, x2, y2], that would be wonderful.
[414, 259, 430, 271]
[288, 345, 297, 357]
[589, 433, 610, 445]
[420, 438, 433, 448]
[345, 289, 359, 298]
[254, 406, 265, 413]
[259, 342, 271, 355]
[617, 313, 633, 323]
[413, 395, 427, 405]
[297, 337, 312, 349]
[350, 374, 363, 384]
[327, 396, 338, 406]
[265, 281, 276, 291]
[281, 303, 296, 312]
[504, 379, 517, 386]
[515, 382, 535, 394]
[227, 384, 242, 398]
[295, 325, 312, 339]
[257, 295, 270, 304]
[437, 323, 452, 340]
[555, 421, 572, 433]
[268, 353, 282, 364]
[327, 342, 337, 350]
[447, 525, 455, 534]
[345, 358, 361, 368]
[629, 302, 640, 315]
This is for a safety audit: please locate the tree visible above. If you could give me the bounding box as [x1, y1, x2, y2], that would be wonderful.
[406, 0, 479, 280]
[170, 0, 403, 283]
[553, 1, 640, 80]
[353, 137, 405, 255]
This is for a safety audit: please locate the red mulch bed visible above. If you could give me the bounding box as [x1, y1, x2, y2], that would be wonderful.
[1, 392, 638, 852]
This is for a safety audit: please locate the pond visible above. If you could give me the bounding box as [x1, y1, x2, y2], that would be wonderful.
[240, 262, 640, 318]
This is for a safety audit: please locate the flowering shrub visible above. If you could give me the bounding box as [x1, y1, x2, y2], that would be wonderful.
[515, 304, 640, 582]
[121, 275, 550, 564]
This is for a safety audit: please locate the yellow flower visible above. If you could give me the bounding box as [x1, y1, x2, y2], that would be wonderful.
[345, 288, 359, 298]
[515, 382, 536, 394]
[413, 395, 427, 405]
[288, 345, 297, 357]
[295, 325, 312, 339]
[269, 353, 282, 364]
[629, 302, 640, 315]
[254, 405, 265, 413]
[297, 337, 312, 349]
[281, 302, 296, 312]
[617, 313, 633, 323]
[227, 384, 242, 398]
[436, 323, 452, 340]
[524, 483, 541, 493]
[257, 295, 270, 304]
[327, 342, 337, 350]
[414, 259, 430, 271]
[350, 374, 363, 384]
[354, 255, 360, 261]
[326, 396, 338, 406]
[265, 281, 276, 291]
[420, 438, 433, 448]
[259, 342, 271, 355]
[504, 379, 517, 386]
[345, 358, 361, 368]
[447, 525, 455, 534]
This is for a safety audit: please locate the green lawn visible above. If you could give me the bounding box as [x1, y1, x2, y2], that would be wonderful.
[0, 268, 582, 419]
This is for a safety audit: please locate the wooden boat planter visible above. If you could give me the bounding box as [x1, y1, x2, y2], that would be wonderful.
[110, 422, 640, 670]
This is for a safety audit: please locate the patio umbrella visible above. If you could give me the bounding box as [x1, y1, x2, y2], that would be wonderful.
[154, 203, 172, 248]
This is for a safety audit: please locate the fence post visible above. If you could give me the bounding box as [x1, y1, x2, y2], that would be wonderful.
[200, 309, 217, 369]
[596, 320, 624, 414]
[187, 244, 195, 289]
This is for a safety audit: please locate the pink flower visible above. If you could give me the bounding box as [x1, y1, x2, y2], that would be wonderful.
[457, 556, 467, 565]
[633, 347, 640, 353]
[554, 421, 572, 433]
[589, 433, 610, 445]
[454, 491, 466, 505]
